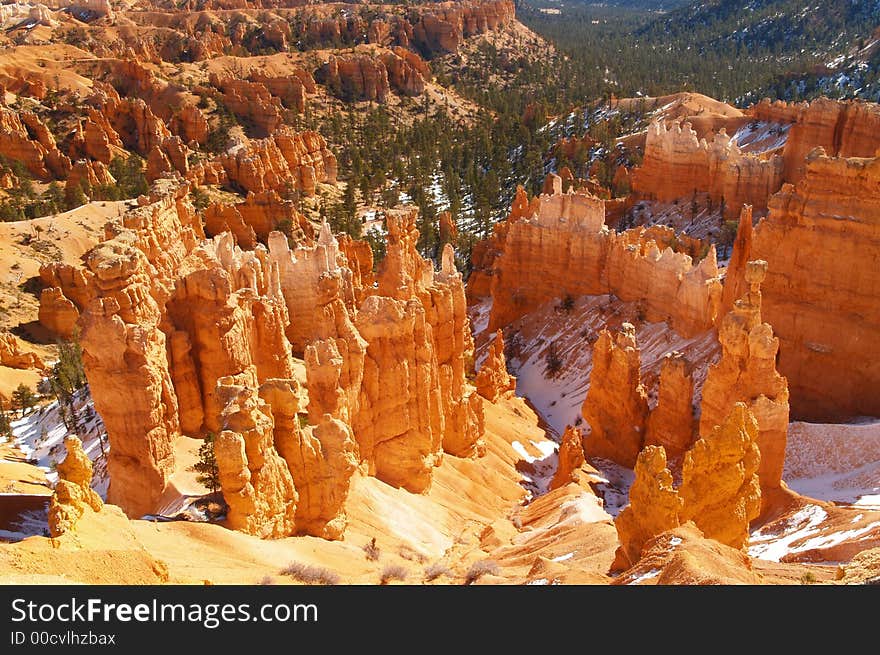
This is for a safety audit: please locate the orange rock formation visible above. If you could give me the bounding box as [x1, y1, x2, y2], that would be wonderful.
[644, 352, 695, 460]
[48, 436, 104, 538]
[751, 97, 880, 184]
[700, 260, 789, 495]
[582, 323, 649, 468]
[631, 119, 784, 217]
[43, 178, 483, 524]
[681, 403, 762, 549]
[215, 375, 298, 539]
[472, 185, 721, 338]
[475, 329, 515, 402]
[749, 149, 880, 421]
[0, 332, 45, 371]
[549, 425, 588, 491]
[613, 445, 683, 568]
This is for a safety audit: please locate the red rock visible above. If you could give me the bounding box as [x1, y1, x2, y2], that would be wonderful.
[48, 436, 104, 538]
[210, 74, 283, 137]
[318, 54, 391, 102]
[681, 403, 762, 549]
[215, 375, 298, 539]
[0, 109, 70, 180]
[549, 425, 587, 491]
[613, 445, 683, 569]
[204, 190, 309, 248]
[476, 186, 722, 338]
[0, 332, 45, 371]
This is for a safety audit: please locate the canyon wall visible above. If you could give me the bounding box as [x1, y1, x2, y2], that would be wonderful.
[115, 0, 514, 63]
[751, 98, 880, 184]
[472, 185, 722, 338]
[630, 119, 784, 217]
[745, 149, 880, 421]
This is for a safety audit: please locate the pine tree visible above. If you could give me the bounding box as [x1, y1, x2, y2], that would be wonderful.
[0, 397, 12, 441]
[190, 432, 220, 494]
[11, 383, 36, 418]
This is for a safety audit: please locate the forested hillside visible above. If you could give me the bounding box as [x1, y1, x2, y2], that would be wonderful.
[520, 0, 880, 102]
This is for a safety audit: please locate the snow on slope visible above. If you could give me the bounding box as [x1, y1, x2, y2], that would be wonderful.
[731, 121, 790, 154]
[784, 420, 880, 509]
[8, 387, 109, 498]
[470, 293, 718, 512]
[488, 293, 719, 437]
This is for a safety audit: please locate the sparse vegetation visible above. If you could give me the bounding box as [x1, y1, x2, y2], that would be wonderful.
[464, 560, 500, 585]
[380, 564, 408, 585]
[0, 397, 12, 441]
[363, 537, 381, 561]
[557, 294, 575, 312]
[398, 545, 427, 564]
[280, 562, 340, 585]
[800, 571, 818, 585]
[545, 343, 563, 378]
[424, 562, 453, 582]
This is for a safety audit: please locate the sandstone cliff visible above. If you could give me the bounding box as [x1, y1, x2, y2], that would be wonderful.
[475, 184, 721, 338]
[748, 149, 880, 421]
[0, 331, 45, 371]
[49, 178, 482, 522]
[630, 119, 784, 217]
[73, 182, 297, 517]
[210, 74, 283, 138]
[582, 323, 649, 468]
[681, 403, 762, 549]
[548, 425, 588, 491]
[613, 402, 762, 565]
[700, 260, 789, 495]
[192, 128, 337, 196]
[0, 108, 70, 180]
[215, 375, 298, 539]
[751, 97, 880, 184]
[613, 445, 682, 569]
[643, 351, 695, 460]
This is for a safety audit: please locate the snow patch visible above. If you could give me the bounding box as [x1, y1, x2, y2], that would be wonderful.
[627, 568, 660, 585]
[748, 505, 828, 562]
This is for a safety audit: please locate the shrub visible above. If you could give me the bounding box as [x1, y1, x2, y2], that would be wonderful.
[380, 564, 408, 585]
[800, 571, 817, 585]
[545, 343, 563, 378]
[188, 433, 220, 494]
[398, 545, 427, 563]
[280, 562, 340, 585]
[557, 294, 575, 312]
[464, 560, 500, 585]
[362, 537, 380, 561]
[424, 563, 453, 582]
